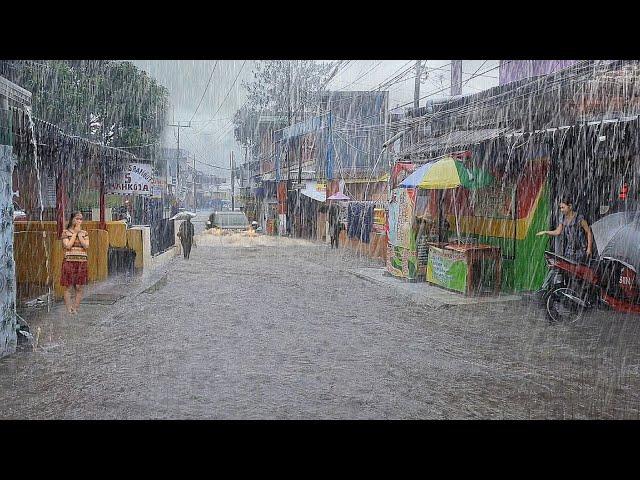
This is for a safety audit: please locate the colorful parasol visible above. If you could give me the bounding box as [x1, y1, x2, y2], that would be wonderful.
[399, 157, 493, 190]
[327, 192, 350, 201]
[398, 157, 493, 242]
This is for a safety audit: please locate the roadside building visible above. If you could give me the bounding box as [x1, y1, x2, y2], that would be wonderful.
[388, 60, 640, 294]
[1, 75, 31, 358]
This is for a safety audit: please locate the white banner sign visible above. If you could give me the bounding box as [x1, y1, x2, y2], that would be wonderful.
[107, 162, 153, 196]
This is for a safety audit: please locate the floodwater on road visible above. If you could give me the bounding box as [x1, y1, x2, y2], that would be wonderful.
[1, 234, 640, 419]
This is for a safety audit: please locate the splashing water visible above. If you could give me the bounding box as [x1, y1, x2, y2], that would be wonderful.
[23, 106, 52, 310]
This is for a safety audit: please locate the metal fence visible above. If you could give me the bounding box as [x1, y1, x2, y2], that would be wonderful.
[151, 218, 175, 256]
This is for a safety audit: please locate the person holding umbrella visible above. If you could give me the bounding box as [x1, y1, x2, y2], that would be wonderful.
[176, 214, 195, 260]
[327, 191, 350, 249]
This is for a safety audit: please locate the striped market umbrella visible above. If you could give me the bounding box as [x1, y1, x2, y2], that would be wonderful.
[398, 157, 493, 242]
[399, 157, 493, 190]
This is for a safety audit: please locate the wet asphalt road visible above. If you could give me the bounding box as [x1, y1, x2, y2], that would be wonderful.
[2, 233, 640, 419]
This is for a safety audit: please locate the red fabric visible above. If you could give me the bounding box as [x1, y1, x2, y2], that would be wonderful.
[620, 183, 629, 199]
[277, 181, 288, 214]
[60, 260, 88, 287]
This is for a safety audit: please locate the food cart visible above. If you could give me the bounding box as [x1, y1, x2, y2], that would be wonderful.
[400, 156, 502, 295]
[425, 242, 501, 295]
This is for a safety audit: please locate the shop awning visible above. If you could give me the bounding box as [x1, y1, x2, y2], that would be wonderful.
[343, 173, 389, 184]
[301, 188, 326, 202]
[394, 128, 510, 161]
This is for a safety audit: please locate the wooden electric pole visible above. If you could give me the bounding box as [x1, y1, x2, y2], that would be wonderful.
[414, 60, 422, 110]
[168, 121, 191, 203]
[193, 154, 197, 212]
[230, 151, 235, 211]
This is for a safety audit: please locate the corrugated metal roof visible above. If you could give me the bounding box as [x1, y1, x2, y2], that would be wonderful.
[0, 75, 31, 106]
[394, 128, 511, 160]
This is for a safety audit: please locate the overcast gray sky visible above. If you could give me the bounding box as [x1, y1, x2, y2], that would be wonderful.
[130, 60, 256, 177]
[131, 60, 500, 177]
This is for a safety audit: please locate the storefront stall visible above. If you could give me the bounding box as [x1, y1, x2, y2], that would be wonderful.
[386, 162, 419, 279]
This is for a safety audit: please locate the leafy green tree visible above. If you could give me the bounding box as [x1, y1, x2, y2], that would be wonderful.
[0, 60, 169, 149]
[233, 60, 332, 150]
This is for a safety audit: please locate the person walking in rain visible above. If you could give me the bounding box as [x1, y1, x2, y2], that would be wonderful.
[329, 205, 341, 249]
[536, 196, 593, 263]
[178, 216, 195, 259]
[60, 211, 89, 314]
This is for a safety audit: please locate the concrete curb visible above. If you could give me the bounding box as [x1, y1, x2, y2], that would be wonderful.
[349, 270, 449, 310]
[349, 267, 522, 310]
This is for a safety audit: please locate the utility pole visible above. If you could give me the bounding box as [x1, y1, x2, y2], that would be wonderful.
[168, 121, 191, 205]
[414, 60, 422, 110]
[297, 126, 302, 238]
[287, 60, 292, 236]
[230, 151, 235, 211]
[193, 154, 197, 212]
[243, 145, 248, 189]
[451, 60, 463, 96]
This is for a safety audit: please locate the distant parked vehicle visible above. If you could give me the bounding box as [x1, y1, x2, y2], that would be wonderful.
[206, 211, 249, 231]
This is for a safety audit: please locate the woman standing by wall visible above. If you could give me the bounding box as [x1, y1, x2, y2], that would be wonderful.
[60, 211, 89, 314]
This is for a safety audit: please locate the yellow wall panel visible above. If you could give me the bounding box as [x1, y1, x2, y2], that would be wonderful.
[126, 229, 144, 270]
[105, 222, 127, 247]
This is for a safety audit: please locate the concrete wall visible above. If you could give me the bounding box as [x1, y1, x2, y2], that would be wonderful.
[13, 221, 175, 305]
[14, 228, 109, 300]
[499, 60, 578, 86]
[1, 144, 17, 357]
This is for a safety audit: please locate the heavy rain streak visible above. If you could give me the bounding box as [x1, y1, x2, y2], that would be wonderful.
[1, 59, 640, 420]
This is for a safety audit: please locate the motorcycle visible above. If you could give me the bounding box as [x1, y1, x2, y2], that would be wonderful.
[540, 210, 640, 324]
[542, 252, 640, 323]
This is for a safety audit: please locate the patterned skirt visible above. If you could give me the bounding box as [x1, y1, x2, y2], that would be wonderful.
[60, 260, 88, 287]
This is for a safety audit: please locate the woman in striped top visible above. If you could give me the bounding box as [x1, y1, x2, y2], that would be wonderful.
[61, 211, 90, 314]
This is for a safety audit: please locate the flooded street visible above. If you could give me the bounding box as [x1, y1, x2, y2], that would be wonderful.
[2, 234, 640, 419]
[3, 59, 640, 421]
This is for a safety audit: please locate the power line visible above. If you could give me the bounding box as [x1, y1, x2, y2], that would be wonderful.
[195, 158, 233, 171]
[207, 60, 248, 127]
[324, 62, 510, 132]
[321, 62, 454, 111]
[338, 61, 384, 90]
[334, 62, 601, 136]
[463, 60, 488, 86]
[372, 60, 415, 90]
[189, 60, 219, 123]
[188, 115, 233, 124]
[393, 62, 505, 110]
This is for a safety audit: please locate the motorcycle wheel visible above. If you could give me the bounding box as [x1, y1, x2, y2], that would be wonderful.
[546, 287, 584, 324]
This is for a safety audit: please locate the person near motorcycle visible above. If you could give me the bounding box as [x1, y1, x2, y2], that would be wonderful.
[533, 197, 594, 302]
[536, 196, 594, 263]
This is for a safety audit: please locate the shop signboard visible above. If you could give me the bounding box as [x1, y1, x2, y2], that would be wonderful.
[151, 182, 163, 199]
[387, 191, 399, 246]
[426, 246, 468, 293]
[395, 187, 415, 248]
[373, 207, 386, 234]
[106, 162, 153, 196]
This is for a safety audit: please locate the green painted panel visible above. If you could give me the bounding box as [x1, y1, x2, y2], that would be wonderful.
[449, 181, 550, 293]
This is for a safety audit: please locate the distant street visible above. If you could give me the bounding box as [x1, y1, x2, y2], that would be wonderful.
[1, 234, 640, 419]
